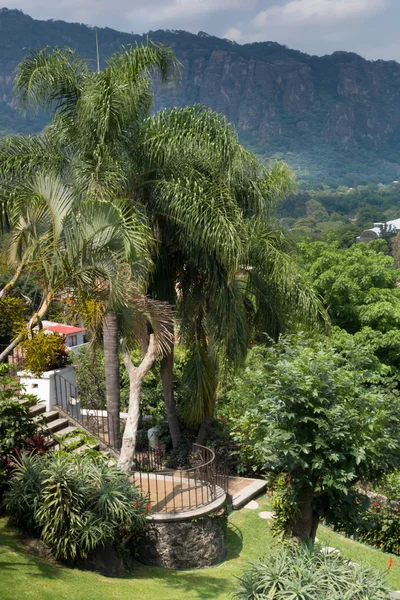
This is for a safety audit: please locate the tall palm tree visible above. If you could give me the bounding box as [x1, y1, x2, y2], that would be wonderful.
[0, 175, 151, 364]
[137, 106, 324, 443]
[7, 43, 179, 435]
[3, 46, 324, 451]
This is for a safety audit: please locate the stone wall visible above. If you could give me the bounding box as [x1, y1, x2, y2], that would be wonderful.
[139, 513, 227, 569]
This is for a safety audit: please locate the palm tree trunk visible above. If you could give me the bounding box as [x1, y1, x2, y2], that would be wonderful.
[118, 335, 158, 472]
[103, 312, 120, 450]
[160, 344, 181, 448]
[196, 413, 214, 446]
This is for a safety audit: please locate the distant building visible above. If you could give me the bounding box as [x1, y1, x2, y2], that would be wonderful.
[357, 219, 400, 243]
[41, 321, 87, 349]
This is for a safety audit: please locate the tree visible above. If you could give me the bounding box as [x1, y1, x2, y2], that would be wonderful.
[299, 239, 400, 334]
[8, 43, 179, 438]
[6, 45, 322, 453]
[227, 335, 400, 541]
[139, 107, 323, 445]
[0, 174, 151, 364]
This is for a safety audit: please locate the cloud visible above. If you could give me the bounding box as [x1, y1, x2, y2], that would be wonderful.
[2, 0, 399, 62]
[254, 0, 387, 28]
[134, 0, 252, 24]
[223, 27, 243, 42]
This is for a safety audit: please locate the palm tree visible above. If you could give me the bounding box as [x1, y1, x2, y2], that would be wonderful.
[3, 46, 324, 452]
[137, 106, 324, 444]
[0, 174, 151, 361]
[7, 43, 179, 436]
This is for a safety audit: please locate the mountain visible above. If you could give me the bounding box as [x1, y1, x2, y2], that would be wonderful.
[1, 7, 400, 186]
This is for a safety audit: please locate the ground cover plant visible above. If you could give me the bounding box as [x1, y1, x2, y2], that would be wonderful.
[233, 542, 392, 600]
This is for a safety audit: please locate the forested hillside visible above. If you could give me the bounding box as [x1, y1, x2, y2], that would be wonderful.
[1, 8, 400, 185]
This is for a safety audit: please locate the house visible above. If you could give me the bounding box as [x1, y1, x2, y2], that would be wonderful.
[357, 218, 400, 243]
[41, 321, 87, 349]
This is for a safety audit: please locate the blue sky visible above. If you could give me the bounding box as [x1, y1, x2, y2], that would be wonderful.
[4, 0, 400, 61]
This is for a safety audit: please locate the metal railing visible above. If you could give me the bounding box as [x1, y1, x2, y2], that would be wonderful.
[133, 442, 229, 513]
[53, 372, 122, 451]
[54, 372, 230, 514]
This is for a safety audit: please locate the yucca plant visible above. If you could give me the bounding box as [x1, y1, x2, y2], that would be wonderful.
[3, 452, 147, 562]
[233, 543, 392, 600]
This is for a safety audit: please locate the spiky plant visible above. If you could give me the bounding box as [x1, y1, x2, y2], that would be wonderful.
[4, 452, 148, 562]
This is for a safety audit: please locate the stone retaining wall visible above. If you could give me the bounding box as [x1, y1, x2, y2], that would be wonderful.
[139, 505, 227, 569]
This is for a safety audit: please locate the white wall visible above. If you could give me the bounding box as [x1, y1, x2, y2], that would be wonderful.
[18, 365, 78, 413]
[65, 331, 85, 347]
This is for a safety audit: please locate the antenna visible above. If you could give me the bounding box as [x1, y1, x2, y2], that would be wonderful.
[95, 29, 100, 72]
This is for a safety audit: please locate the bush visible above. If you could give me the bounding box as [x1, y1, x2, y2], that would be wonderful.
[3, 452, 149, 562]
[0, 364, 51, 498]
[20, 330, 70, 376]
[233, 543, 392, 600]
[0, 296, 27, 343]
[357, 502, 400, 555]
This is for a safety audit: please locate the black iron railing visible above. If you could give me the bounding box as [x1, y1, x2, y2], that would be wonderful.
[133, 443, 229, 513]
[54, 372, 122, 451]
[54, 372, 230, 513]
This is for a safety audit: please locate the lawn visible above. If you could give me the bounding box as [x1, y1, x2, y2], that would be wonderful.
[0, 494, 400, 600]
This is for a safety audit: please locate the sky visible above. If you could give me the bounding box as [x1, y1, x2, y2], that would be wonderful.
[3, 0, 400, 62]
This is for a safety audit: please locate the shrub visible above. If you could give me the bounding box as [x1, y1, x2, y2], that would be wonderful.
[3, 452, 148, 562]
[226, 335, 400, 541]
[357, 503, 400, 555]
[0, 296, 27, 343]
[20, 330, 70, 376]
[0, 364, 40, 456]
[233, 543, 392, 600]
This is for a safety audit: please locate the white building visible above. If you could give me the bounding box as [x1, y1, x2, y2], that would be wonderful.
[41, 321, 87, 349]
[357, 218, 400, 243]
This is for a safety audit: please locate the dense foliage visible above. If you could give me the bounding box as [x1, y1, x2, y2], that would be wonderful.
[282, 183, 400, 224]
[3, 452, 148, 561]
[225, 335, 400, 540]
[0, 364, 45, 492]
[19, 331, 70, 375]
[233, 543, 392, 600]
[299, 239, 400, 371]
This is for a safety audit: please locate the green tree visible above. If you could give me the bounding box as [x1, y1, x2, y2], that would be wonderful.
[299, 239, 400, 333]
[227, 335, 400, 541]
[6, 45, 322, 454]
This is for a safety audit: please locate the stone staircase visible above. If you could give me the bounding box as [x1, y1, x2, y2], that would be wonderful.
[21, 399, 102, 454]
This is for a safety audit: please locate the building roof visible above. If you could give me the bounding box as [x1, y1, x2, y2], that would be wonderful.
[44, 324, 85, 335]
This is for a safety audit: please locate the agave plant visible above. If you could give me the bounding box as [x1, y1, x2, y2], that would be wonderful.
[233, 542, 392, 600]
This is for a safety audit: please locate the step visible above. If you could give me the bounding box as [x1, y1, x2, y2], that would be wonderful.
[29, 404, 47, 417]
[54, 426, 79, 439]
[45, 417, 69, 434]
[52, 429, 83, 451]
[41, 410, 60, 423]
[74, 442, 100, 454]
[18, 398, 31, 407]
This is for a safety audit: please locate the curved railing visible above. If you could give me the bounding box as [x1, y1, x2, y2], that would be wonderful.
[134, 443, 228, 514]
[53, 372, 228, 513]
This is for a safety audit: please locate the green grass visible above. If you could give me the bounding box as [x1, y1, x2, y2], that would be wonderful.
[0, 494, 400, 600]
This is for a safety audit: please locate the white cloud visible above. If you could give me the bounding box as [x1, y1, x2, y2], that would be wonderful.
[223, 27, 243, 42]
[254, 0, 387, 28]
[134, 0, 252, 23]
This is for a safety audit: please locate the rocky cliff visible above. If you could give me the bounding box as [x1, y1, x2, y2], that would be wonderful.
[1, 8, 400, 184]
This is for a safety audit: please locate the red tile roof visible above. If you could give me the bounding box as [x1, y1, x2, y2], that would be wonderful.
[45, 325, 85, 335]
